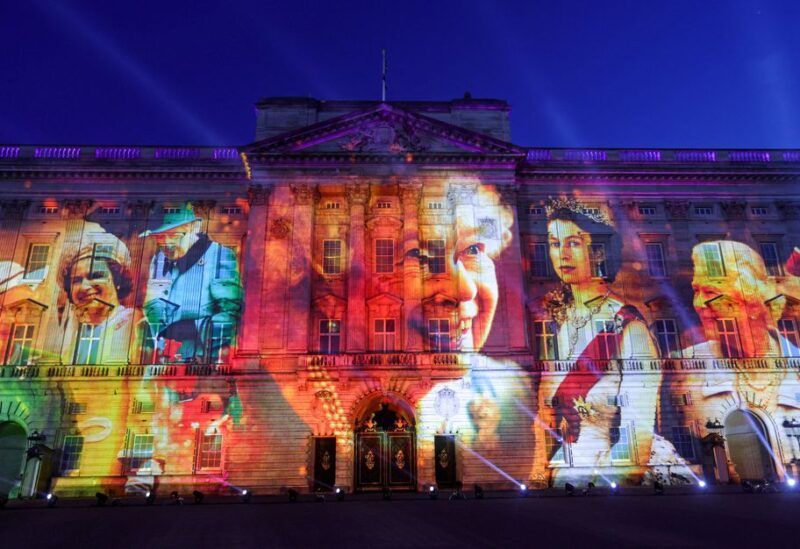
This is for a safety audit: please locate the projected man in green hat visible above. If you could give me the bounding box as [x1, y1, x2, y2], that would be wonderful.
[140, 203, 242, 363]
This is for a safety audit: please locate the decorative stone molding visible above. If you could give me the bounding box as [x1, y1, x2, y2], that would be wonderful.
[63, 200, 93, 219]
[345, 183, 370, 206]
[665, 200, 690, 220]
[365, 216, 403, 233]
[497, 183, 520, 204]
[247, 184, 272, 206]
[269, 217, 292, 240]
[339, 119, 428, 153]
[399, 181, 422, 207]
[128, 200, 154, 219]
[0, 200, 30, 220]
[778, 202, 800, 220]
[447, 181, 478, 206]
[290, 183, 314, 206]
[721, 201, 747, 221]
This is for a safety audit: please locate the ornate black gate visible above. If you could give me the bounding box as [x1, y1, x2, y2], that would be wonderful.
[355, 403, 415, 491]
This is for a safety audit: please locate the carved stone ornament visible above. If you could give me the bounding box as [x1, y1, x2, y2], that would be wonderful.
[434, 386, 459, 420]
[290, 183, 314, 206]
[665, 201, 690, 220]
[447, 182, 477, 206]
[129, 200, 154, 218]
[399, 182, 422, 207]
[365, 449, 376, 470]
[64, 200, 93, 219]
[339, 120, 428, 153]
[438, 448, 449, 469]
[190, 200, 216, 218]
[269, 217, 292, 240]
[394, 449, 406, 470]
[345, 183, 370, 206]
[320, 450, 332, 471]
[0, 200, 30, 220]
[247, 184, 271, 206]
[721, 201, 747, 221]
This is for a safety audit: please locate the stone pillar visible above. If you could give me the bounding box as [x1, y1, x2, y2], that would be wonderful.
[238, 185, 271, 359]
[286, 183, 315, 353]
[345, 183, 370, 352]
[400, 181, 424, 351]
[498, 184, 528, 351]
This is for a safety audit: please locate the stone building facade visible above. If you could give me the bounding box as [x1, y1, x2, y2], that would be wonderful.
[1, 96, 799, 498]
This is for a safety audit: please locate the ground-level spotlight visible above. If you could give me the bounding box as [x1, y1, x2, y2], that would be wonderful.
[287, 489, 298, 502]
[95, 492, 108, 506]
[46, 493, 58, 508]
[335, 487, 345, 502]
[170, 491, 184, 505]
[518, 483, 528, 497]
[653, 481, 665, 495]
[449, 481, 466, 501]
[428, 485, 439, 500]
[787, 478, 797, 488]
[315, 491, 326, 503]
[145, 491, 156, 505]
[610, 482, 618, 493]
[698, 480, 707, 489]
[382, 486, 391, 500]
[241, 489, 252, 503]
[565, 483, 575, 496]
[193, 490, 204, 504]
[583, 482, 595, 496]
[473, 484, 484, 500]
[111, 497, 122, 507]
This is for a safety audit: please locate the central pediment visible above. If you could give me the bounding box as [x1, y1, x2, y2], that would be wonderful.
[242, 103, 523, 157]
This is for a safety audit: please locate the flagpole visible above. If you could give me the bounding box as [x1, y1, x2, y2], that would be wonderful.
[381, 49, 387, 102]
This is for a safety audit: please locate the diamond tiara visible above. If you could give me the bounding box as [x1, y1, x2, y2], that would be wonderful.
[544, 196, 614, 227]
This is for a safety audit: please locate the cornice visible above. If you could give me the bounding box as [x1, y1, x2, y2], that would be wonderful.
[0, 168, 247, 180]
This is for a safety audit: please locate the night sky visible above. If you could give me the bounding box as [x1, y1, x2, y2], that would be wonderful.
[1, 0, 799, 149]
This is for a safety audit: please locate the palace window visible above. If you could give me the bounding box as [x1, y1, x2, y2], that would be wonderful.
[428, 318, 451, 352]
[323, 240, 342, 275]
[5, 324, 35, 366]
[589, 243, 607, 278]
[325, 201, 341, 210]
[60, 435, 84, 473]
[74, 323, 102, 364]
[671, 426, 695, 459]
[89, 243, 114, 279]
[594, 319, 619, 360]
[529, 242, 549, 278]
[750, 206, 768, 216]
[198, 433, 223, 470]
[700, 242, 725, 277]
[373, 319, 396, 352]
[716, 319, 742, 358]
[376, 201, 392, 209]
[653, 319, 681, 358]
[778, 318, 800, 358]
[23, 244, 50, 280]
[215, 245, 239, 280]
[39, 206, 59, 215]
[98, 206, 121, 216]
[375, 239, 394, 274]
[130, 434, 155, 472]
[427, 239, 446, 274]
[545, 426, 567, 464]
[428, 201, 444, 210]
[607, 394, 629, 407]
[694, 205, 713, 216]
[162, 207, 180, 214]
[638, 206, 657, 216]
[610, 426, 632, 462]
[528, 205, 544, 216]
[139, 322, 166, 365]
[533, 320, 559, 360]
[759, 242, 783, 277]
[221, 206, 242, 215]
[208, 321, 234, 364]
[645, 243, 667, 277]
[319, 319, 341, 354]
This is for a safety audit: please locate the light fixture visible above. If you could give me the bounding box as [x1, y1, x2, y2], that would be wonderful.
[193, 490, 204, 504]
[315, 491, 326, 503]
[145, 491, 156, 505]
[787, 478, 797, 488]
[698, 480, 707, 488]
[335, 487, 345, 502]
[428, 485, 438, 500]
[610, 482, 618, 491]
[449, 481, 466, 501]
[584, 482, 595, 496]
[742, 480, 754, 494]
[170, 491, 184, 505]
[653, 481, 664, 495]
[95, 492, 108, 506]
[565, 483, 575, 496]
[46, 493, 58, 508]
[518, 483, 528, 497]
[287, 489, 298, 502]
[241, 489, 252, 503]
[473, 484, 484, 500]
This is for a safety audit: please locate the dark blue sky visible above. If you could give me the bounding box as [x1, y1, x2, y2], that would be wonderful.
[1, 0, 798, 148]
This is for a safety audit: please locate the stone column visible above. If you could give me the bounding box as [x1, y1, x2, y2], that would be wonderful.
[238, 185, 271, 360]
[498, 184, 528, 351]
[286, 183, 315, 353]
[400, 181, 424, 351]
[345, 183, 370, 352]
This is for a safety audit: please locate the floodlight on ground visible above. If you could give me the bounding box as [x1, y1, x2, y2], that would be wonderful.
[46, 493, 58, 508]
[584, 482, 595, 496]
[698, 480, 707, 489]
[241, 489, 252, 503]
[193, 490, 204, 504]
[335, 487, 345, 502]
[95, 492, 108, 506]
[473, 484, 484, 499]
[787, 478, 797, 488]
[170, 491, 184, 505]
[428, 485, 438, 500]
[518, 483, 528, 497]
[287, 489, 298, 502]
[315, 491, 326, 503]
[145, 491, 156, 505]
[653, 481, 664, 495]
[449, 481, 466, 501]
[610, 482, 617, 490]
[565, 483, 575, 496]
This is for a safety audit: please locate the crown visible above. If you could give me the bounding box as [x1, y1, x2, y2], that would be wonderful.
[544, 196, 614, 227]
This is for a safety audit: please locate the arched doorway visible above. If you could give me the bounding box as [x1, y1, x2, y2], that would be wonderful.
[0, 422, 27, 498]
[724, 410, 775, 481]
[353, 396, 416, 492]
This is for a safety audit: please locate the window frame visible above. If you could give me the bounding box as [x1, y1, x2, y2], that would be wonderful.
[759, 242, 783, 277]
[373, 318, 397, 352]
[609, 425, 633, 463]
[60, 435, 85, 474]
[4, 323, 36, 366]
[533, 319, 559, 360]
[73, 323, 102, 365]
[645, 242, 667, 278]
[374, 239, 394, 274]
[716, 318, 743, 358]
[23, 243, 50, 281]
[653, 318, 681, 358]
[589, 242, 607, 279]
[322, 239, 343, 275]
[427, 318, 451, 352]
[197, 432, 224, 471]
[426, 239, 446, 275]
[529, 242, 550, 279]
[671, 425, 696, 460]
[777, 318, 800, 358]
[700, 242, 725, 278]
[319, 319, 341, 355]
[594, 319, 619, 360]
[130, 434, 155, 473]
